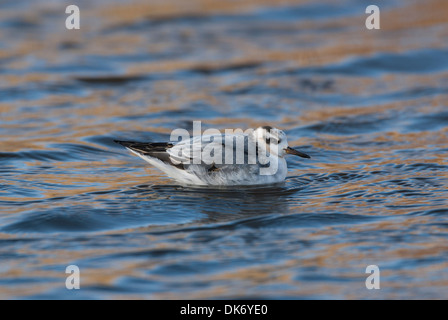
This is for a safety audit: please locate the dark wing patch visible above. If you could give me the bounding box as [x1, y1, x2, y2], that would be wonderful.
[114, 140, 174, 153]
[207, 163, 220, 173]
[261, 125, 273, 131]
[114, 140, 184, 170]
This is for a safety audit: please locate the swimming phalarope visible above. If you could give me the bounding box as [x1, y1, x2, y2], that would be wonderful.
[115, 126, 310, 186]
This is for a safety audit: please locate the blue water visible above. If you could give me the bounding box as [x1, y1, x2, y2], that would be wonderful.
[0, 0, 448, 299]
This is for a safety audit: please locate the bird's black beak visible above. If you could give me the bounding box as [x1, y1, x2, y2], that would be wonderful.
[285, 146, 311, 159]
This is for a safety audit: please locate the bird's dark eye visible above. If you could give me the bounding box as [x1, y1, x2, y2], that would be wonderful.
[265, 137, 270, 144]
[278, 139, 282, 144]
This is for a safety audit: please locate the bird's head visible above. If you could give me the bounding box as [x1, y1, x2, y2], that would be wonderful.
[253, 126, 310, 159]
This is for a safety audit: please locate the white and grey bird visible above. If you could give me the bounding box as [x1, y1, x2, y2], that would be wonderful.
[115, 126, 310, 186]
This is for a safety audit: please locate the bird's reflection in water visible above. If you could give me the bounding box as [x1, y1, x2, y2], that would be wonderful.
[131, 182, 307, 224]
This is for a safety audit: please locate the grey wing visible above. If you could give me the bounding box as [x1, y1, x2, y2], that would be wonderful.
[167, 133, 256, 166]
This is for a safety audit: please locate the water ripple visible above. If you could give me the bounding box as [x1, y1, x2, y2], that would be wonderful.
[1, 0, 448, 299]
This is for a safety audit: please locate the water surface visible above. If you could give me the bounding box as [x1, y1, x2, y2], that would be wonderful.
[0, 0, 448, 299]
